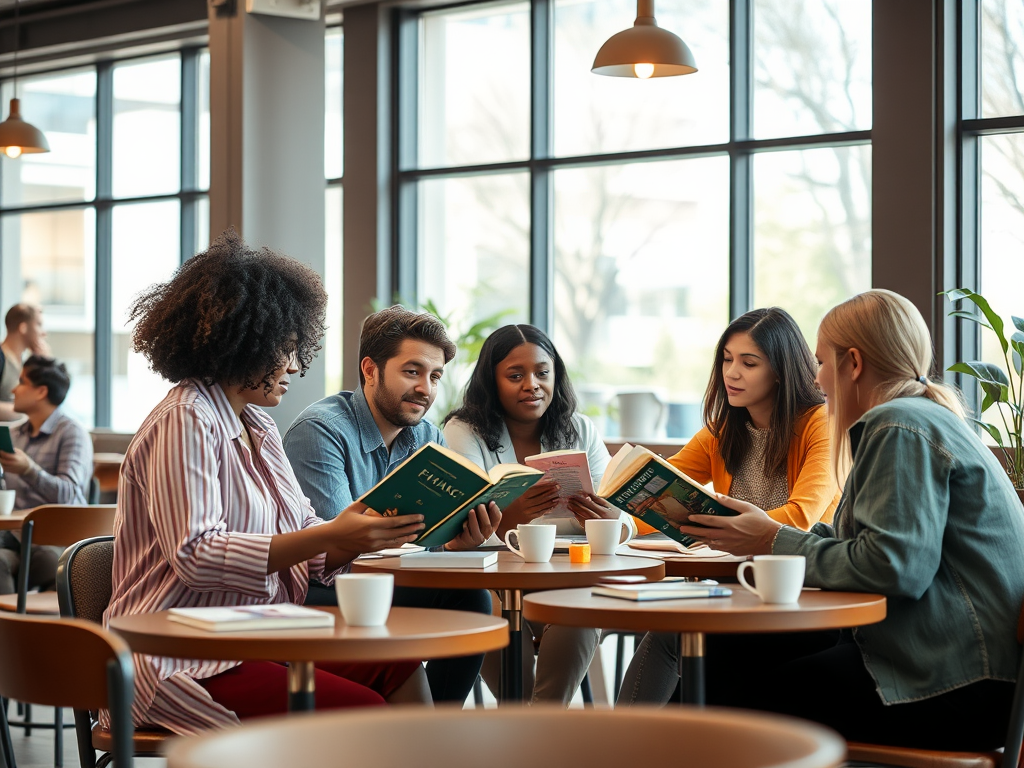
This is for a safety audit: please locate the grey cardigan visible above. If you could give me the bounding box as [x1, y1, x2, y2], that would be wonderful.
[774, 396, 1024, 704]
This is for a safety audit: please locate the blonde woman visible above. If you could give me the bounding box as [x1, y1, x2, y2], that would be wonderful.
[665, 289, 1024, 751]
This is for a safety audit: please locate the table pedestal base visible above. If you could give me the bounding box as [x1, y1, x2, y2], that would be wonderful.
[498, 589, 523, 703]
[679, 632, 705, 706]
[288, 661, 316, 712]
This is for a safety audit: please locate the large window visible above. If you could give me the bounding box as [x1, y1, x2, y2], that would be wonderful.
[398, 0, 872, 437]
[326, 23, 344, 395]
[0, 51, 209, 430]
[961, 0, 1024, 435]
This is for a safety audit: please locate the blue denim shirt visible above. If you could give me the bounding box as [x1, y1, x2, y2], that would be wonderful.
[774, 396, 1024, 704]
[282, 387, 446, 521]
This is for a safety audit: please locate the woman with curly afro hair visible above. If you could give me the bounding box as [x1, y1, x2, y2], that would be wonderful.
[103, 230, 432, 736]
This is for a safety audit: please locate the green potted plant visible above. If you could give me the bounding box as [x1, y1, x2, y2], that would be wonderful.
[943, 288, 1024, 494]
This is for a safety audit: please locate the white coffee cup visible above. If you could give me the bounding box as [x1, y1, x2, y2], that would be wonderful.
[504, 524, 556, 563]
[0, 490, 15, 516]
[335, 573, 394, 626]
[585, 518, 628, 556]
[737, 555, 805, 604]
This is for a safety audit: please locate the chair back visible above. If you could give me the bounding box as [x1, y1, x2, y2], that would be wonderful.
[21, 505, 116, 549]
[57, 536, 115, 623]
[165, 707, 846, 768]
[0, 614, 134, 768]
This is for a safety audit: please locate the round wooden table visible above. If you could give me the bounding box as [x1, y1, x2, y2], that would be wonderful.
[165, 707, 847, 768]
[523, 587, 886, 705]
[109, 606, 508, 712]
[352, 552, 665, 702]
[0, 509, 30, 531]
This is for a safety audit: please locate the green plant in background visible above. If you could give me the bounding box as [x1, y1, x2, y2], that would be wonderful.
[370, 295, 514, 423]
[943, 288, 1024, 488]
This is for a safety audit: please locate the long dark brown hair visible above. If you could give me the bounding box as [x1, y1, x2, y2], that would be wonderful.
[444, 324, 579, 453]
[704, 307, 823, 476]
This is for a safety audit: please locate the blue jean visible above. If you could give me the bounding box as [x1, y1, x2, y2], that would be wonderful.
[305, 580, 489, 704]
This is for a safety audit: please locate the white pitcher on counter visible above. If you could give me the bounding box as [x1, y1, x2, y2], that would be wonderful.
[615, 389, 668, 439]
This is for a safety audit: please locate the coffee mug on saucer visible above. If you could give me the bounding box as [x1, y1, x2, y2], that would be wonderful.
[335, 573, 394, 626]
[504, 524, 556, 563]
[737, 555, 805, 604]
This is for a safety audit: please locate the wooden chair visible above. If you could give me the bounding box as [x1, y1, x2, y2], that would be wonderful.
[164, 706, 846, 768]
[0, 504, 116, 765]
[56, 537, 170, 768]
[0, 614, 134, 768]
[846, 599, 1024, 768]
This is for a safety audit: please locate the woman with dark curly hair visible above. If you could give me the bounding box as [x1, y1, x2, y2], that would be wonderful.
[443, 324, 635, 705]
[103, 230, 431, 735]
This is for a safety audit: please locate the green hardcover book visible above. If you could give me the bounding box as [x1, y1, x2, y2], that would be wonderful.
[597, 444, 738, 548]
[358, 442, 544, 549]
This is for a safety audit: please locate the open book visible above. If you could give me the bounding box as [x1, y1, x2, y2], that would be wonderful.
[167, 604, 335, 632]
[523, 449, 594, 520]
[359, 442, 543, 548]
[597, 444, 738, 548]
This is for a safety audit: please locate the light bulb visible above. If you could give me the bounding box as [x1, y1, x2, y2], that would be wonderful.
[633, 62, 655, 79]
[4, 146, 21, 159]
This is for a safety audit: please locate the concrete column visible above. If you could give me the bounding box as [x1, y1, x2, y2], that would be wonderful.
[871, 0, 955, 355]
[208, 2, 326, 430]
[341, 3, 393, 392]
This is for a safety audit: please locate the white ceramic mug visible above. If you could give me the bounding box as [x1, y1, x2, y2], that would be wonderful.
[737, 555, 805, 604]
[0, 490, 15, 516]
[585, 518, 628, 556]
[504, 524, 556, 563]
[335, 573, 394, 626]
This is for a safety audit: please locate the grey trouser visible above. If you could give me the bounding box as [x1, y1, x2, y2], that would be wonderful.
[480, 620, 601, 706]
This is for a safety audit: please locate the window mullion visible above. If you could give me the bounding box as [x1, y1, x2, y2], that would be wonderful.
[729, 0, 753, 320]
[94, 61, 113, 428]
[529, 0, 553, 332]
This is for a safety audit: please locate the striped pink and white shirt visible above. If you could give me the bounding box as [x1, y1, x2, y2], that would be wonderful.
[102, 380, 342, 735]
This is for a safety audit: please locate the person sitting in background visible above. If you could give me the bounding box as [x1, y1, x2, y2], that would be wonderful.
[0, 355, 92, 594]
[663, 289, 1024, 751]
[618, 306, 838, 706]
[105, 232, 432, 736]
[0, 304, 49, 422]
[443, 324, 636, 705]
[284, 305, 499, 705]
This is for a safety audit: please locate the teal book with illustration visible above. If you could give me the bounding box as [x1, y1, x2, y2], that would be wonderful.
[358, 442, 544, 548]
[597, 444, 738, 548]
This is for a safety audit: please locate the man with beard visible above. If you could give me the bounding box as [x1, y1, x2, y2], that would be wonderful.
[284, 305, 499, 705]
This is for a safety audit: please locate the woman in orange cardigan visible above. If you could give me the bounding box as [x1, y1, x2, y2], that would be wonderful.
[617, 306, 838, 705]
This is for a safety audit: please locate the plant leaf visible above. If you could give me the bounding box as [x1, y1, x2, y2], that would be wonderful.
[981, 390, 995, 413]
[1013, 316, 1024, 333]
[972, 418, 1005, 447]
[980, 380, 1008, 405]
[947, 361, 1011, 387]
[944, 289, 1008, 353]
[947, 310, 993, 330]
[942, 288, 977, 302]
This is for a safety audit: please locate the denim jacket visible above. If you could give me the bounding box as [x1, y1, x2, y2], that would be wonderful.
[773, 396, 1024, 704]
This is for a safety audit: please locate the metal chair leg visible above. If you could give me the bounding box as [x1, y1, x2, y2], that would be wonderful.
[580, 674, 593, 706]
[0, 695, 16, 768]
[54, 707, 62, 767]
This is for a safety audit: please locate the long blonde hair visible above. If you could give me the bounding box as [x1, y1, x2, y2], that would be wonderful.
[818, 289, 966, 480]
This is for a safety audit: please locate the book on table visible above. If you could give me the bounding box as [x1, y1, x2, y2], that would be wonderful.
[523, 449, 593, 520]
[398, 550, 499, 569]
[591, 582, 733, 602]
[597, 444, 739, 548]
[358, 442, 544, 549]
[167, 604, 335, 632]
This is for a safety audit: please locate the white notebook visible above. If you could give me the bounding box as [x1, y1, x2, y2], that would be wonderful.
[167, 604, 335, 632]
[399, 551, 499, 569]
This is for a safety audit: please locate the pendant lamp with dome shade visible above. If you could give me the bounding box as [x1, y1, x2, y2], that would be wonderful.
[0, 0, 49, 158]
[592, 0, 697, 79]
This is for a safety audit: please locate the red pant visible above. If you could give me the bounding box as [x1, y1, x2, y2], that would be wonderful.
[196, 660, 421, 717]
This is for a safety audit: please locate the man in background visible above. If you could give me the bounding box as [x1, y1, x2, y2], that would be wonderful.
[0, 356, 92, 594]
[0, 304, 49, 422]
